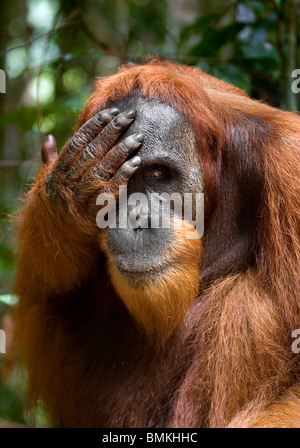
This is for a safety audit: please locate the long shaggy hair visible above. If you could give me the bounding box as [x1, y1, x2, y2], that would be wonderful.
[14, 59, 300, 427]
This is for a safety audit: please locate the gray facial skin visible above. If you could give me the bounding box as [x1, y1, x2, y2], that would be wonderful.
[105, 95, 203, 277]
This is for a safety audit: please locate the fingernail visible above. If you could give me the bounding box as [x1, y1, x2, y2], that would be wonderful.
[109, 108, 120, 116]
[125, 110, 136, 119]
[135, 133, 145, 142]
[130, 156, 141, 167]
[45, 134, 56, 146]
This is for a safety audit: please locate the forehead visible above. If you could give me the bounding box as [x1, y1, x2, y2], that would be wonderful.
[109, 94, 197, 165]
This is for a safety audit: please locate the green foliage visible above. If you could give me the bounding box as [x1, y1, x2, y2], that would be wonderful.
[0, 295, 18, 306]
[0, 378, 26, 424]
[177, 1, 287, 96]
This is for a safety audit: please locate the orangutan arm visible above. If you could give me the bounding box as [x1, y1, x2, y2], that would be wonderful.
[15, 108, 144, 300]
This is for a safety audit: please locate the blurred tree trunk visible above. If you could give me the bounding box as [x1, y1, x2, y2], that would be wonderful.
[0, 0, 6, 159]
[280, 0, 300, 111]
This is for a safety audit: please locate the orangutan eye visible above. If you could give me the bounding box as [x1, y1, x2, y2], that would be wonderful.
[152, 168, 167, 178]
[147, 165, 170, 180]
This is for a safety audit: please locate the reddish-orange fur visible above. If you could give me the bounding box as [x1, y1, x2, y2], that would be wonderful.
[15, 60, 300, 427]
[100, 220, 202, 342]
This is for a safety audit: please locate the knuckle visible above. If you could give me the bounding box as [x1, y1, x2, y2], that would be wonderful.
[125, 135, 138, 148]
[119, 140, 131, 155]
[118, 135, 141, 155]
[84, 143, 97, 158]
[96, 109, 112, 124]
[70, 134, 87, 150]
[110, 119, 123, 132]
[92, 164, 107, 180]
[110, 113, 131, 131]
[120, 162, 134, 178]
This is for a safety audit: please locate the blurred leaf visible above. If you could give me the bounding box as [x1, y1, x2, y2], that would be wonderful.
[188, 22, 245, 58]
[36, 402, 51, 427]
[242, 42, 279, 61]
[235, 3, 256, 23]
[0, 295, 18, 306]
[242, 1, 266, 15]
[0, 381, 26, 423]
[179, 12, 222, 45]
